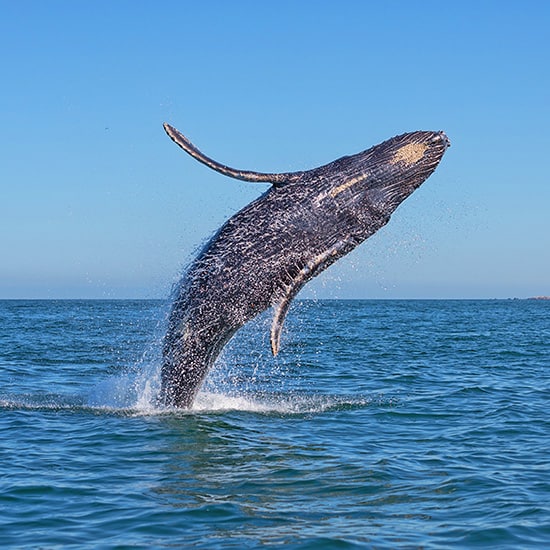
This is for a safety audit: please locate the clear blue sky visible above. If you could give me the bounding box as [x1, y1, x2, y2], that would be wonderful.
[1, 1, 549, 299]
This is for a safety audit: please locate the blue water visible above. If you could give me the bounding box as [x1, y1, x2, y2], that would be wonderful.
[0, 299, 548, 548]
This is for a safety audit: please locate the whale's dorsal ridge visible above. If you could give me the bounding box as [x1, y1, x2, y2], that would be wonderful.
[163, 123, 304, 187]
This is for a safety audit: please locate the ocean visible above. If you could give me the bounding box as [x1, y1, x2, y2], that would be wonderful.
[0, 299, 548, 548]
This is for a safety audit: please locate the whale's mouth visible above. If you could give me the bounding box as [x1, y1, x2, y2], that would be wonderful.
[436, 131, 451, 149]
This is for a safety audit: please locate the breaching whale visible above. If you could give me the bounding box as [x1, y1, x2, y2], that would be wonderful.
[161, 123, 450, 407]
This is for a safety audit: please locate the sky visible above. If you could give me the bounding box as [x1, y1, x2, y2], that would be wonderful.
[1, 1, 549, 299]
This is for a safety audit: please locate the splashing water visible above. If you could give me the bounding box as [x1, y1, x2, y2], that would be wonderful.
[85, 359, 375, 417]
[0, 299, 382, 416]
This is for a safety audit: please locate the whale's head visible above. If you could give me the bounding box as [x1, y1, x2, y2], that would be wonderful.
[318, 131, 450, 218]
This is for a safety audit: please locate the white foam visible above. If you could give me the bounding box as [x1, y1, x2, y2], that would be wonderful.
[85, 365, 369, 416]
[190, 391, 292, 413]
[189, 390, 372, 415]
[14, 357, 375, 417]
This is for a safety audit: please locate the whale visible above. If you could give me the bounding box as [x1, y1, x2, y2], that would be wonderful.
[160, 123, 450, 407]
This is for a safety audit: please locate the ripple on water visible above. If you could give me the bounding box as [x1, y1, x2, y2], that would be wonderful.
[1, 299, 549, 548]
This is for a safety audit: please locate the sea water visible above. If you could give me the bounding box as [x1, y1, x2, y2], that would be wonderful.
[0, 299, 548, 548]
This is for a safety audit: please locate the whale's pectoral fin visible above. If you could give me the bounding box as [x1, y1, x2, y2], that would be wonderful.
[163, 123, 305, 187]
[270, 240, 351, 356]
[270, 295, 294, 357]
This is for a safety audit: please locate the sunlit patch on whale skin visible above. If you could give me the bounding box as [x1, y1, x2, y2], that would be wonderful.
[390, 142, 428, 165]
[330, 172, 370, 198]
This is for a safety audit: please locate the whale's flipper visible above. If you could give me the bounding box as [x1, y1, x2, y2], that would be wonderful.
[270, 240, 351, 356]
[163, 123, 304, 187]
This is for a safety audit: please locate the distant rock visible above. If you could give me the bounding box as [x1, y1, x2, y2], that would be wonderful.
[527, 296, 550, 300]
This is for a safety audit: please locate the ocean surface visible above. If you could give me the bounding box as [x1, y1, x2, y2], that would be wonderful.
[0, 299, 548, 548]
